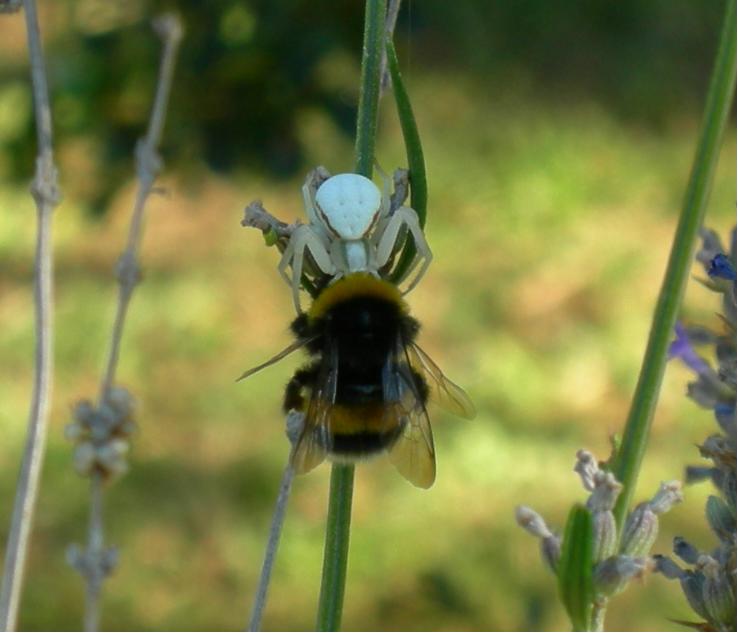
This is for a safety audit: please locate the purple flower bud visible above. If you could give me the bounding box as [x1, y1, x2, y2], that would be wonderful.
[714, 402, 736, 436]
[673, 537, 700, 565]
[652, 554, 685, 580]
[685, 465, 715, 484]
[669, 323, 712, 376]
[708, 253, 736, 282]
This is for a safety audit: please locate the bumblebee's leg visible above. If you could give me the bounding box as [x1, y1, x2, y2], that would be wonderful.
[283, 363, 320, 413]
[374, 206, 433, 292]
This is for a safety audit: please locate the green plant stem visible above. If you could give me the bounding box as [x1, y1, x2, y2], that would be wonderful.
[612, 0, 736, 531]
[315, 1, 386, 630]
[316, 465, 355, 631]
[354, 0, 387, 180]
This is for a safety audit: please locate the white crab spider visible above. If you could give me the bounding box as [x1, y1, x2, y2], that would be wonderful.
[279, 167, 432, 313]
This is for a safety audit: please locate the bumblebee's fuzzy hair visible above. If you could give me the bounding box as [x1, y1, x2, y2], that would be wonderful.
[285, 272, 424, 459]
[291, 273, 419, 356]
[306, 273, 408, 323]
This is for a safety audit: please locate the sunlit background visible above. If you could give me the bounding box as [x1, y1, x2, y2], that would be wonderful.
[0, 1, 735, 630]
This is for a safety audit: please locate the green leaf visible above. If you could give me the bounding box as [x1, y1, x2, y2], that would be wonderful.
[385, 39, 428, 284]
[262, 227, 279, 247]
[558, 505, 595, 632]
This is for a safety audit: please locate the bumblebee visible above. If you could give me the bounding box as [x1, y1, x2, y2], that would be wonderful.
[240, 273, 475, 488]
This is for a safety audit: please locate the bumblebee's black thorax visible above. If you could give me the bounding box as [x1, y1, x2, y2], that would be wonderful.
[292, 274, 419, 350]
[295, 293, 417, 350]
[293, 292, 418, 403]
[289, 275, 420, 399]
[284, 274, 426, 457]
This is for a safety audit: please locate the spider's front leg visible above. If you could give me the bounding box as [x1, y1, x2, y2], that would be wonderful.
[374, 206, 433, 293]
[302, 166, 332, 239]
[371, 165, 411, 269]
[373, 162, 410, 218]
[278, 225, 336, 313]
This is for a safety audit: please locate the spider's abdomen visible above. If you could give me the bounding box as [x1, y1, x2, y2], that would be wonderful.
[315, 173, 381, 239]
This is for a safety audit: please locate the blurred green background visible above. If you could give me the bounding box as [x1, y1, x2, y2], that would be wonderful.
[0, 1, 735, 630]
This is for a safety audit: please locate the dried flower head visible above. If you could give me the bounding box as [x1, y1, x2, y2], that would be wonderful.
[65, 387, 136, 480]
[516, 448, 683, 623]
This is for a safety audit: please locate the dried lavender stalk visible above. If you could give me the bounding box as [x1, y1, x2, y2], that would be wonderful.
[63, 15, 183, 631]
[0, 1, 61, 628]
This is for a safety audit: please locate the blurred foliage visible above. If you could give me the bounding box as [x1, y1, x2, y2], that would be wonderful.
[0, 0, 729, 213]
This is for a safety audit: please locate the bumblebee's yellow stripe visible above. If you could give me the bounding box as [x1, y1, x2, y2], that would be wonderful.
[307, 273, 408, 322]
[316, 402, 400, 435]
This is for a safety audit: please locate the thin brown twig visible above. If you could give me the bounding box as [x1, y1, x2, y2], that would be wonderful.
[246, 460, 295, 631]
[99, 14, 184, 399]
[246, 410, 304, 632]
[79, 14, 183, 631]
[0, 1, 61, 629]
[82, 472, 105, 632]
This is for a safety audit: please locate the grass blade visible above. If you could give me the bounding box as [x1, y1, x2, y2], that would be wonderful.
[385, 39, 428, 284]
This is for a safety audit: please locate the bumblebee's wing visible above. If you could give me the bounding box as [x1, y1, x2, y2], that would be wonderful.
[291, 342, 338, 475]
[236, 336, 316, 382]
[385, 343, 436, 489]
[408, 343, 476, 419]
